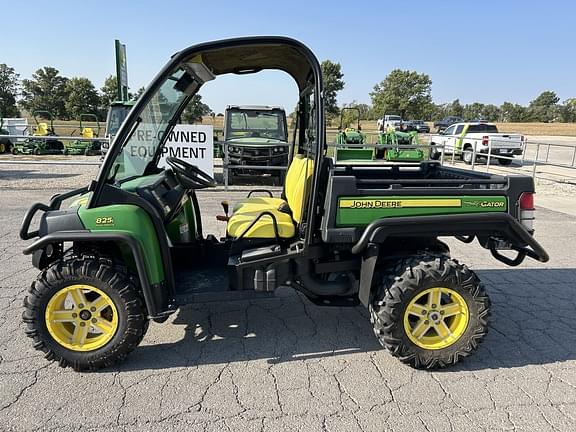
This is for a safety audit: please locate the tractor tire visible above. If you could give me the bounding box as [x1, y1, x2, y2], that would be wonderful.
[11, 147, 19, 155]
[497, 157, 513, 166]
[63, 149, 69, 156]
[34, 148, 41, 156]
[369, 255, 490, 369]
[0, 139, 8, 154]
[22, 254, 149, 371]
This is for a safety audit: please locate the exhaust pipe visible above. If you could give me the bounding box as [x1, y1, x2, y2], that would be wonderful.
[293, 259, 356, 297]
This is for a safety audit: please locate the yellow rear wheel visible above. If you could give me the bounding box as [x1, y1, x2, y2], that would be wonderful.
[45, 284, 119, 352]
[370, 256, 490, 369]
[403, 287, 469, 350]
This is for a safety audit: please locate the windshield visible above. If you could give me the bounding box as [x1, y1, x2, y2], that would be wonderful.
[105, 105, 132, 137]
[225, 110, 287, 141]
[468, 124, 498, 133]
[107, 68, 189, 182]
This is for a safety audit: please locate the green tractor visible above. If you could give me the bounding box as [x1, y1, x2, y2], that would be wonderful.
[335, 107, 365, 146]
[64, 114, 102, 156]
[20, 37, 548, 372]
[0, 118, 12, 154]
[376, 127, 425, 162]
[11, 111, 64, 155]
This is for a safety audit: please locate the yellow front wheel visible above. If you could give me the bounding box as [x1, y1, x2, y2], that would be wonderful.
[45, 284, 119, 352]
[23, 255, 149, 371]
[370, 256, 490, 369]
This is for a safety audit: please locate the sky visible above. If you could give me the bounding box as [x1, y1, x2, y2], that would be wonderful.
[2, 0, 575, 114]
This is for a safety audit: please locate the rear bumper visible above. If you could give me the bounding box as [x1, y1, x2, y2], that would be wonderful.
[348, 213, 548, 265]
[478, 147, 523, 156]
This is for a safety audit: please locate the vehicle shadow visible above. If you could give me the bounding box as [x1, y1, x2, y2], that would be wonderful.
[118, 268, 576, 372]
[0, 169, 79, 180]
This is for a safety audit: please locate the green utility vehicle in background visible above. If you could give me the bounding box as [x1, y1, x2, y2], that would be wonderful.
[11, 111, 64, 155]
[222, 105, 289, 184]
[335, 107, 365, 146]
[64, 114, 103, 156]
[20, 37, 548, 372]
[100, 100, 136, 156]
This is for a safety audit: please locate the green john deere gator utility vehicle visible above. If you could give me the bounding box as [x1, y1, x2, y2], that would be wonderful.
[20, 37, 549, 371]
[64, 114, 103, 156]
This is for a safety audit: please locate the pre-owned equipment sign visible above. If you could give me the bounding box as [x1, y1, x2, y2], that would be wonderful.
[158, 125, 214, 177]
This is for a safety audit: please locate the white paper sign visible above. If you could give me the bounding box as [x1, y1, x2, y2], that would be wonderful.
[158, 124, 214, 177]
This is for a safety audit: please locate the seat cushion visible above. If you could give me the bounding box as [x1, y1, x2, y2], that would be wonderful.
[226, 208, 295, 239]
[233, 196, 286, 213]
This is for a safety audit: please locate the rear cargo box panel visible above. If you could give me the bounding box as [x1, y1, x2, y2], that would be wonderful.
[336, 195, 507, 227]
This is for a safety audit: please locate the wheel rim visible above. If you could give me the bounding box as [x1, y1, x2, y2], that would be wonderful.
[464, 151, 472, 163]
[0, 143, 5, 153]
[45, 284, 119, 352]
[403, 287, 469, 350]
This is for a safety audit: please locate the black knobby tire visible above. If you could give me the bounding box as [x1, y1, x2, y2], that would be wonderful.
[22, 254, 149, 371]
[497, 157, 513, 166]
[429, 145, 440, 160]
[369, 255, 490, 369]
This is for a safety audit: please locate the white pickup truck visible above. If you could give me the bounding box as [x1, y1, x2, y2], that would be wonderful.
[429, 122, 524, 165]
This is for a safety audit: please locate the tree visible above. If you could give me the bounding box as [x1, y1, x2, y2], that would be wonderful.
[500, 102, 527, 122]
[20, 67, 69, 118]
[370, 70, 433, 119]
[559, 98, 576, 123]
[65, 77, 101, 119]
[181, 94, 211, 123]
[528, 91, 560, 122]
[132, 87, 145, 101]
[100, 75, 118, 109]
[321, 60, 345, 118]
[0, 64, 20, 117]
[445, 99, 464, 118]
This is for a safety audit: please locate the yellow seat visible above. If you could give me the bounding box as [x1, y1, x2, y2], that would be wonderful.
[81, 127, 94, 138]
[34, 123, 49, 136]
[226, 208, 296, 238]
[232, 196, 286, 213]
[227, 154, 314, 239]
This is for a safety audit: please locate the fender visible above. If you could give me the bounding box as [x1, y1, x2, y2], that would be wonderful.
[23, 231, 172, 319]
[351, 213, 549, 264]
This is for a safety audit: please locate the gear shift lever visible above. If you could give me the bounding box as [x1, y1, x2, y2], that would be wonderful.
[216, 200, 230, 222]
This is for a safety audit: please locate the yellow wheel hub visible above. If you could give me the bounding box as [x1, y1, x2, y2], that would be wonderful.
[45, 284, 119, 352]
[0, 143, 5, 153]
[403, 287, 469, 350]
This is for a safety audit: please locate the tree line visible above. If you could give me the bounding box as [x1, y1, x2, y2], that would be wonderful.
[0, 64, 212, 122]
[2, 60, 574, 124]
[321, 61, 576, 123]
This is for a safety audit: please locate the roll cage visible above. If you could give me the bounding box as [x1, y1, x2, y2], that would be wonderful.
[91, 36, 325, 247]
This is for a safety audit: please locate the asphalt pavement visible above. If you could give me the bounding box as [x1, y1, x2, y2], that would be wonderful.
[1, 165, 576, 431]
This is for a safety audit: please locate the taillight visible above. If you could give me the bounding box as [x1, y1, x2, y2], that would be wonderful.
[519, 192, 534, 210]
[482, 136, 489, 146]
[519, 192, 535, 231]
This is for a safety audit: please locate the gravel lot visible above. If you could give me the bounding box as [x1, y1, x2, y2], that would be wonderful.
[1, 164, 576, 431]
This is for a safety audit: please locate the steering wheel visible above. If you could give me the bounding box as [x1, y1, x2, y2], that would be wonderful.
[166, 157, 216, 189]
